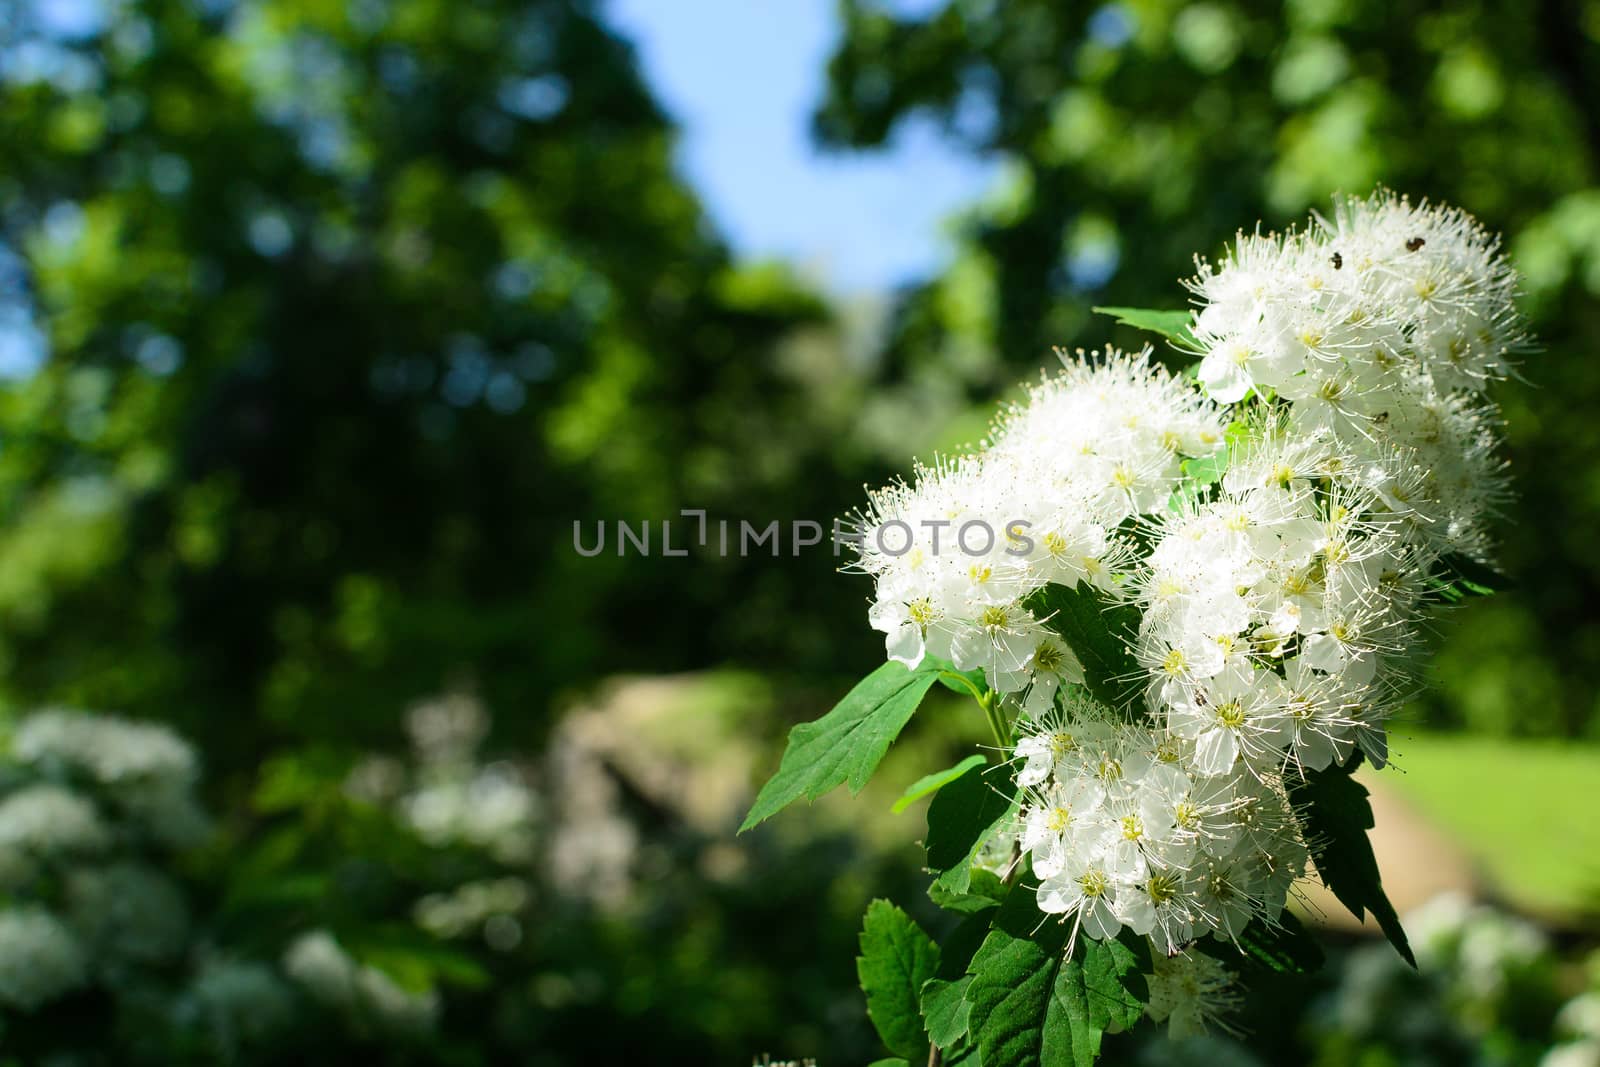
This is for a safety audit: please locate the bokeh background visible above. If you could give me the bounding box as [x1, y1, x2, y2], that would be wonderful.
[2, 0, 1600, 1063]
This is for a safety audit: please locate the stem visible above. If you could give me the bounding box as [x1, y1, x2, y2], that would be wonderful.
[938, 670, 1011, 751]
[978, 689, 1012, 751]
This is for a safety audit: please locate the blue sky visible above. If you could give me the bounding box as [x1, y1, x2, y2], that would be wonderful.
[606, 0, 996, 293]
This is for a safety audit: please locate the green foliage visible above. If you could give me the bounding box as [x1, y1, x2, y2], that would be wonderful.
[1289, 754, 1416, 968]
[892, 753, 988, 813]
[928, 868, 1007, 915]
[1091, 306, 1198, 348]
[857, 900, 941, 1062]
[1231, 912, 1326, 975]
[960, 921, 1146, 1067]
[920, 974, 975, 1050]
[0, 0, 864, 777]
[741, 660, 946, 831]
[816, 0, 1600, 741]
[923, 759, 1018, 893]
[1424, 553, 1505, 604]
[1024, 582, 1145, 714]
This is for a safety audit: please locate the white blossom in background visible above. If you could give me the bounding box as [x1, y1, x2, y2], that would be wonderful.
[65, 861, 191, 972]
[179, 958, 298, 1053]
[11, 707, 210, 848]
[283, 929, 441, 1034]
[13, 707, 199, 791]
[0, 906, 89, 1011]
[0, 783, 111, 858]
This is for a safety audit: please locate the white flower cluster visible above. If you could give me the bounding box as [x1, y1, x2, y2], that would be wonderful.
[0, 708, 202, 1013]
[1191, 191, 1515, 561]
[1014, 696, 1305, 957]
[1144, 950, 1241, 1040]
[0, 906, 89, 1011]
[856, 348, 1226, 712]
[853, 192, 1521, 1031]
[282, 929, 441, 1034]
[11, 707, 208, 847]
[1137, 430, 1424, 778]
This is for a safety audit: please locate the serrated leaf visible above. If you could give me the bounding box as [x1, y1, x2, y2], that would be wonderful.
[895, 754, 989, 814]
[1288, 752, 1416, 967]
[962, 924, 1141, 1067]
[1229, 912, 1325, 974]
[741, 660, 945, 831]
[921, 975, 974, 1049]
[926, 761, 1018, 894]
[858, 900, 942, 1062]
[1092, 306, 1198, 348]
[1068, 940, 1145, 1036]
[866, 1060, 910, 1067]
[929, 867, 1007, 914]
[962, 877, 1146, 1066]
[964, 925, 1072, 1067]
[1023, 582, 1145, 715]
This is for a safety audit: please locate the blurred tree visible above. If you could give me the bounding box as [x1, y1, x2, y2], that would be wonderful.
[0, 0, 889, 774]
[814, 0, 1600, 737]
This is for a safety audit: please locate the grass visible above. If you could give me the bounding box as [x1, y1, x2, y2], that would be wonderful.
[1371, 729, 1600, 919]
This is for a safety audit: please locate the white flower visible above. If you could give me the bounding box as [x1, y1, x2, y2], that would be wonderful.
[1115, 863, 1197, 954]
[0, 906, 89, 1011]
[402, 763, 538, 864]
[283, 929, 440, 1033]
[1019, 634, 1085, 718]
[1279, 656, 1360, 772]
[1167, 663, 1290, 778]
[12, 708, 198, 793]
[184, 959, 297, 1049]
[1144, 951, 1241, 1038]
[65, 862, 190, 968]
[1036, 849, 1123, 941]
[0, 783, 110, 858]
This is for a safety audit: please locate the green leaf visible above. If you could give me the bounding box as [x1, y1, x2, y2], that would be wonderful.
[963, 924, 1073, 1067]
[929, 867, 1008, 914]
[921, 975, 974, 1050]
[1063, 936, 1146, 1046]
[1169, 449, 1232, 512]
[962, 921, 1143, 1067]
[1229, 912, 1325, 974]
[895, 754, 989, 814]
[1092, 306, 1198, 348]
[345, 926, 492, 992]
[1181, 450, 1229, 487]
[866, 1060, 911, 1067]
[921, 910, 1000, 1053]
[1288, 753, 1416, 967]
[858, 900, 942, 1062]
[1023, 582, 1145, 714]
[1424, 552, 1507, 603]
[961, 876, 1146, 1065]
[741, 660, 945, 831]
[926, 761, 1018, 894]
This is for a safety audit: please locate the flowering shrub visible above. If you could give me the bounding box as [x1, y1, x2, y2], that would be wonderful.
[742, 191, 1524, 1065]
